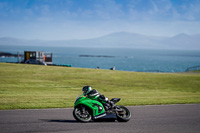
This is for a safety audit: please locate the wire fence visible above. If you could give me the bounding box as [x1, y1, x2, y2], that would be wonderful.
[185, 66, 200, 72]
[137, 70, 164, 73]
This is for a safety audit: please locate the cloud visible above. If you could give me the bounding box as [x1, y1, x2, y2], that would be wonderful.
[92, 0, 124, 20]
[2, 0, 200, 22]
[184, 2, 200, 21]
[0, 0, 200, 40]
[126, 0, 200, 21]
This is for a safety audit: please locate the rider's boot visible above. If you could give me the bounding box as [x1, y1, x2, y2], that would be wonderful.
[107, 100, 115, 109]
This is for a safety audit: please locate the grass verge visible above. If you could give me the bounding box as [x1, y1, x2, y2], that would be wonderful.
[0, 63, 200, 110]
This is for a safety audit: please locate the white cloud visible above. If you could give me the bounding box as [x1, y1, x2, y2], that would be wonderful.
[0, 0, 200, 40]
[184, 3, 200, 21]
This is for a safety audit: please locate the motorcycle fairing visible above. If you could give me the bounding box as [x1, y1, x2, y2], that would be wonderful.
[74, 96, 106, 118]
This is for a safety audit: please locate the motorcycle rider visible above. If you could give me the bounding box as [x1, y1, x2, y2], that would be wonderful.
[82, 86, 114, 110]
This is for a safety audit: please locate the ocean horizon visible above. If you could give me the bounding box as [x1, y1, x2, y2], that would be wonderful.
[1, 45, 200, 72]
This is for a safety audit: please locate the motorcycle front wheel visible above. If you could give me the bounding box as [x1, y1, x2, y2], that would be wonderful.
[73, 107, 92, 122]
[116, 105, 131, 122]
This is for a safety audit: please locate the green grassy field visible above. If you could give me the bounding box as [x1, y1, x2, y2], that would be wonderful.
[0, 63, 200, 110]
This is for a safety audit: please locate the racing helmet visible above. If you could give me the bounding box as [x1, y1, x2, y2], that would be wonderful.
[82, 86, 92, 96]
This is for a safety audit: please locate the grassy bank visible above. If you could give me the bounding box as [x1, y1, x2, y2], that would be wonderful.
[0, 63, 200, 110]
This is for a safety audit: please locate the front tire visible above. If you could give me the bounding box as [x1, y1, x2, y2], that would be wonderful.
[73, 106, 92, 122]
[116, 105, 131, 122]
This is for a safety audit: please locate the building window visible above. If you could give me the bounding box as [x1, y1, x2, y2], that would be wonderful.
[33, 53, 36, 57]
[30, 52, 36, 58]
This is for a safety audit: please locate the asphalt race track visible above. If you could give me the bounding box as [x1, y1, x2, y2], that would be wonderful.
[0, 104, 200, 133]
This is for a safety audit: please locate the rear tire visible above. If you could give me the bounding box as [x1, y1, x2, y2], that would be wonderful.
[73, 106, 92, 122]
[116, 105, 131, 122]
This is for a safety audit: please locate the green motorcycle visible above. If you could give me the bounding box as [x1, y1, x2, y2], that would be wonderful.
[73, 94, 131, 122]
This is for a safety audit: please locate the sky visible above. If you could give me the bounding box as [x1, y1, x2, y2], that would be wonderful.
[0, 0, 200, 40]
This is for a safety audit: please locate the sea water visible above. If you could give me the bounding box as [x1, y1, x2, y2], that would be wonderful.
[0, 45, 200, 72]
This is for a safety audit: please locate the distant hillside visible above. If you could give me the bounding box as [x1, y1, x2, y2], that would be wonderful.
[0, 32, 200, 50]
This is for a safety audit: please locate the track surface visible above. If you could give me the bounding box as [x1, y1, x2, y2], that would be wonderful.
[0, 104, 200, 133]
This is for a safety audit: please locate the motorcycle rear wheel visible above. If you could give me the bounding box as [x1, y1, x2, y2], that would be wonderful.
[116, 105, 131, 122]
[73, 107, 92, 122]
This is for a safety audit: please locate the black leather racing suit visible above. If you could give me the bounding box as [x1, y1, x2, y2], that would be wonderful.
[86, 89, 113, 109]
